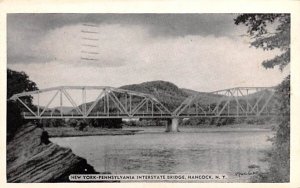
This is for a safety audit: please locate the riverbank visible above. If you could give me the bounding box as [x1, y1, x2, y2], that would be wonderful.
[195, 123, 275, 129]
[7, 123, 98, 182]
[123, 123, 276, 133]
[45, 127, 142, 137]
[45, 123, 275, 137]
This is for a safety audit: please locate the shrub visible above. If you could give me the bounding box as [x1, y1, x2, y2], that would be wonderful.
[253, 75, 290, 182]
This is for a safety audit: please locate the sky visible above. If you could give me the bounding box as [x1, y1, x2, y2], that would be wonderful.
[7, 13, 289, 95]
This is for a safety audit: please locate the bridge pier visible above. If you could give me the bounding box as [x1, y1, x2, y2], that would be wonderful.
[165, 118, 179, 132]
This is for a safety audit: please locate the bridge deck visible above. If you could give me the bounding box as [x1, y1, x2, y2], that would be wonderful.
[22, 112, 276, 119]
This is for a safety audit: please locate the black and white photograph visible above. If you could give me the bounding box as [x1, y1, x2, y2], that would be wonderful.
[5, 11, 293, 183]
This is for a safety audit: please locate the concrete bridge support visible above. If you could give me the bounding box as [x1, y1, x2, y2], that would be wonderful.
[165, 118, 180, 132]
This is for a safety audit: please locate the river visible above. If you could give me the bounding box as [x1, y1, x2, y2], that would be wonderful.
[50, 127, 273, 182]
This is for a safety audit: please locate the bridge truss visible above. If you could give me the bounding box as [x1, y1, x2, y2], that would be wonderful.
[9, 86, 278, 119]
[173, 87, 277, 118]
[9, 86, 172, 119]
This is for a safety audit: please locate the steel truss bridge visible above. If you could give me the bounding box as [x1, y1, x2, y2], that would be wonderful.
[9, 86, 277, 119]
[174, 87, 277, 118]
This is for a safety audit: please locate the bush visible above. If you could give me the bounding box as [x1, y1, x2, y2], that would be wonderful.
[245, 117, 272, 125]
[253, 75, 290, 182]
[124, 119, 168, 127]
[7, 69, 38, 142]
[87, 119, 122, 129]
[39, 119, 65, 127]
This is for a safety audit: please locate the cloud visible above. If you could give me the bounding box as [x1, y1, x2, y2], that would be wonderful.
[30, 24, 151, 67]
[8, 14, 239, 38]
[8, 23, 289, 95]
[7, 14, 245, 64]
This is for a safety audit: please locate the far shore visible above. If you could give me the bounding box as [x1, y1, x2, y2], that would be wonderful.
[45, 123, 275, 138]
[45, 127, 142, 138]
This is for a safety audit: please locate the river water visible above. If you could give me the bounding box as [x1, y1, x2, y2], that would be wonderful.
[50, 127, 273, 182]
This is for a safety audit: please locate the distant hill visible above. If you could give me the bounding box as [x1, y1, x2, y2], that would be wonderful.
[73, 80, 205, 113]
[54, 106, 74, 114]
[35, 106, 74, 115]
[181, 88, 223, 105]
[120, 81, 189, 111]
[181, 88, 204, 96]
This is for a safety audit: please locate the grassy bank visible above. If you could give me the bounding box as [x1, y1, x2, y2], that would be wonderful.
[45, 127, 141, 137]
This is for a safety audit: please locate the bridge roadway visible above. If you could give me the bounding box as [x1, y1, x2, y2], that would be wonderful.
[10, 86, 276, 132]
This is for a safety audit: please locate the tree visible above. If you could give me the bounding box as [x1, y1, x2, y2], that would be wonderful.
[235, 14, 290, 70]
[235, 14, 290, 182]
[7, 69, 38, 142]
[7, 69, 38, 104]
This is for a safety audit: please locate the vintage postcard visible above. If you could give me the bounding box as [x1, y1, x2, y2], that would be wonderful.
[1, 0, 300, 187]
